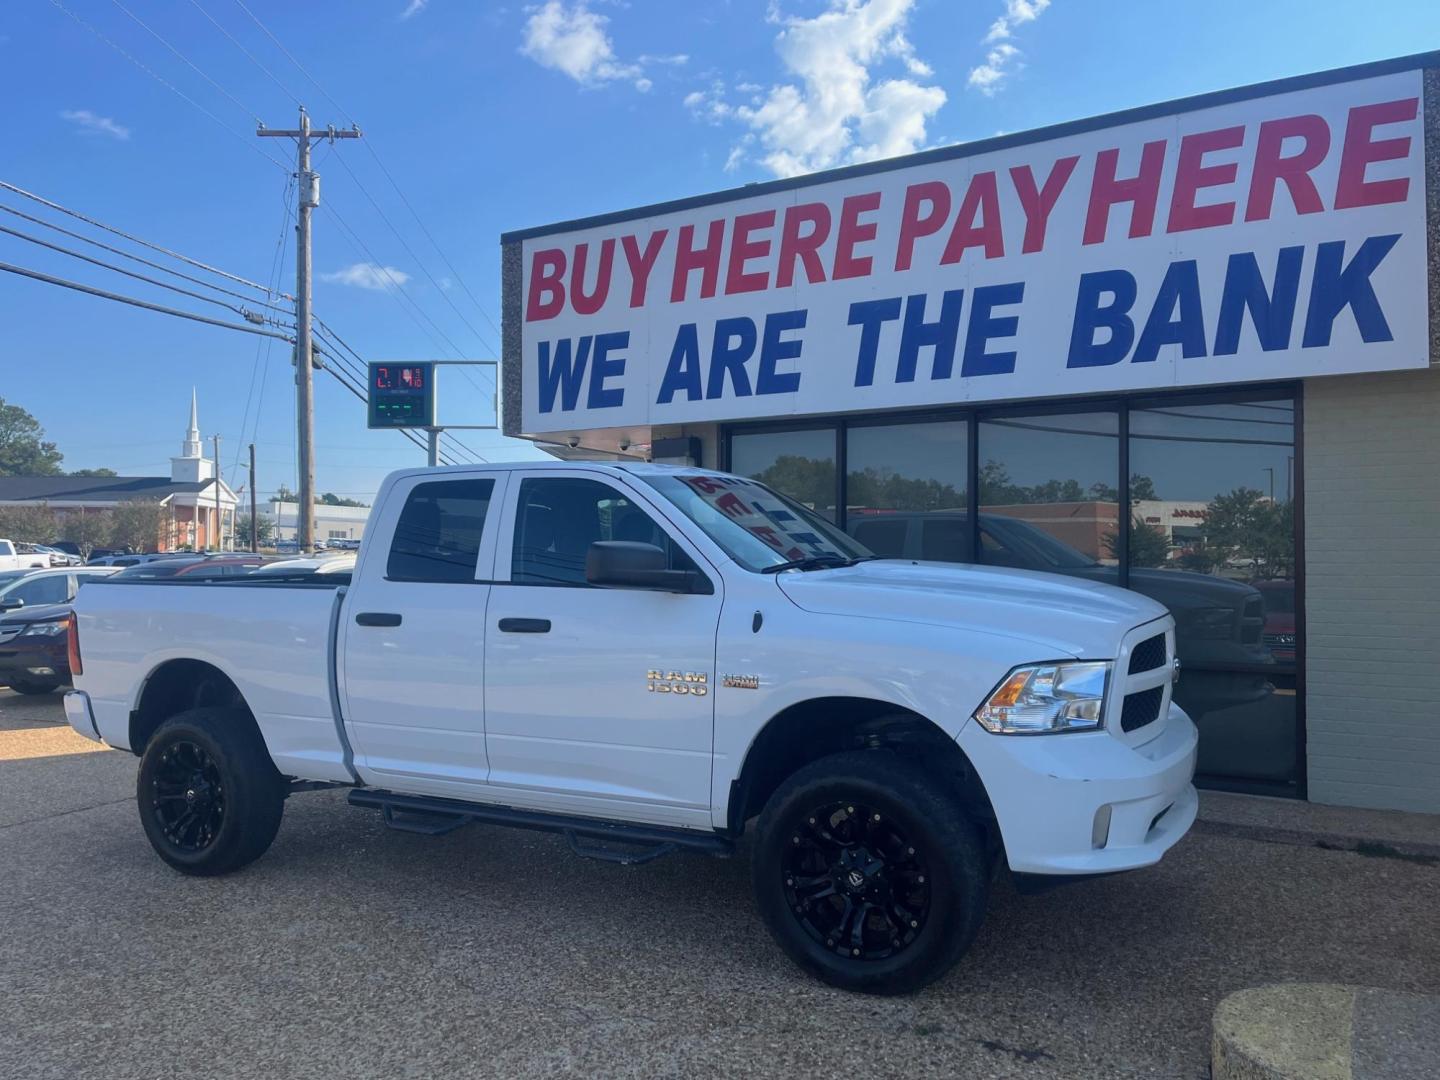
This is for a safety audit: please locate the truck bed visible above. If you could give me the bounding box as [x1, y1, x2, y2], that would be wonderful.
[75, 577, 354, 783]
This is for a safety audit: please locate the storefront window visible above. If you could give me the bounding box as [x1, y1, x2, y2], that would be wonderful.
[977, 412, 1120, 583]
[728, 428, 837, 521]
[1128, 400, 1298, 786]
[845, 421, 967, 559]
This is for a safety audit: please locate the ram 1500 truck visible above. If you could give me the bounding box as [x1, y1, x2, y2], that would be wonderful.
[64, 461, 1197, 994]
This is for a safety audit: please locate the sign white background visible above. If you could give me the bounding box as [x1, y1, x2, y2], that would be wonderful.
[519, 70, 1426, 436]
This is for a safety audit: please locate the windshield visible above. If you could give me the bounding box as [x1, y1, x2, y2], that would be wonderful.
[982, 516, 1099, 570]
[641, 473, 872, 572]
[0, 571, 28, 591]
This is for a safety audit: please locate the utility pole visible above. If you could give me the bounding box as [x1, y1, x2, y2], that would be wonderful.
[249, 443, 258, 553]
[213, 433, 223, 552]
[259, 107, 361, 551]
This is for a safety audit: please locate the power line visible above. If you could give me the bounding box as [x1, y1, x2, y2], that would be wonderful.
[108, 0, 261, 124]
[0, 179, 291, 300]
[0, 201, 293, 318]
[0, 220, 285, 325]
[219, 0, 500, 387]
[0, 260, 294, 341]
[46, 0, 289, 172]
[232, 176, 295, 478]
[186, 0, 301, 107]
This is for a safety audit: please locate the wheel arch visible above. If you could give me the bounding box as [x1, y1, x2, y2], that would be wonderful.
[128, 658, 256, 756]
[725, 696, 997, 844]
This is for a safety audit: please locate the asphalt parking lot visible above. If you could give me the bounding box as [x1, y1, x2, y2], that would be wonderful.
[2, 689, 1437, 1080]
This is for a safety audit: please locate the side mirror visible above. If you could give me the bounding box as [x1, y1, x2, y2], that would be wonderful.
[0, 598, 23, 612]
[586, 541, 702, 593]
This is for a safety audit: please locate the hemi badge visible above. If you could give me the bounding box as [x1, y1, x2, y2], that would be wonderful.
[722, 674, 760, 690]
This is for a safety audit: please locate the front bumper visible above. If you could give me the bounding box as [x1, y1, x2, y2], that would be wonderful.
[959, 703, 1199, 876]
[63, 690, 103, 742]
[0, 638, 68, 687]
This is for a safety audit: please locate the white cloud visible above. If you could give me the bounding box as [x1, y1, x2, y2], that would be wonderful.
[521, 1, 644, 88]
[984, 0, 1050, 40]
[639, 53, 689, 66]
[399, 0, 427, 19]
[969, 0, 1051, 94]
[320, 263, 411, 291]
[60, 109, 130, 141]
[700, 0, 945, 178]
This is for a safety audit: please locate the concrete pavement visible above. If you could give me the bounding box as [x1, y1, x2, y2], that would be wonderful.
[2, 688, 1437, 1080]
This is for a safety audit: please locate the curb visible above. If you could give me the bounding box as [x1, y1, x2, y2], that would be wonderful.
[1212, 984, 1440, 1080]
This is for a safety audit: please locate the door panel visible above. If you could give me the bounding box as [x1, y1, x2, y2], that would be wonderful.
[483, 473, 721, 827]
[342, 474, 505, 794]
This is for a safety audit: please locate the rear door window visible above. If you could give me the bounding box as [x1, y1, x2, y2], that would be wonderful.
[386, 479, 495, 583]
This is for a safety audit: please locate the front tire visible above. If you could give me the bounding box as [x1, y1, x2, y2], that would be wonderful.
[136, 707, 285, 876]
[751, 750, 989, 995]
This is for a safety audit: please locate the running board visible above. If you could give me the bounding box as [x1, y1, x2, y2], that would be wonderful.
[347, 789, 734, 864]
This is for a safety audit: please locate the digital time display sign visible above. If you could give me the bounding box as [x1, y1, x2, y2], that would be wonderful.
[367, 362, 436, 429]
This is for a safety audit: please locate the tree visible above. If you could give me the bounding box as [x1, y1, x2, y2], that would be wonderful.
[59, 509, 113, 557]
[752, 455, 837, 516]
[319, 492, 368, 507]
[1202, 487, 1294, 579]
[0, 398, 63, 476]
[69, 467, 117, 478]
[109, 500, 166, 553]
[1103, 515, 1169, 568]
[0, 503, 59, 544]
[234, 511, 276, 547]
[274, 484, 298, 503]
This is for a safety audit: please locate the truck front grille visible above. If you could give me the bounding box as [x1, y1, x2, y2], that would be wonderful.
[1127, 633, 1167, 674]
[1120, 686, 1164, 733]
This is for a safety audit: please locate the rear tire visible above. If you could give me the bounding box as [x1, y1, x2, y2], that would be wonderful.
[136, 707, 285, 876]
[8, 679, 61, 695]
[751, 750, 988, 995]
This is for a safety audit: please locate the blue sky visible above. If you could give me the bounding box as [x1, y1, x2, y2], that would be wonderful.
[1, 0, 1436, 502]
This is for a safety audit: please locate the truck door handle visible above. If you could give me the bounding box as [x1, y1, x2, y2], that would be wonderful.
[355, 612, 402, 627]
[498, 617, 550, 634]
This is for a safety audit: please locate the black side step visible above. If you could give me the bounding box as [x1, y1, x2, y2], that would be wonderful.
[347, 789, 734, 864]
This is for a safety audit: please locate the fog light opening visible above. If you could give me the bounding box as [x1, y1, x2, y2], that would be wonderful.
[1091, 805, 1113, 850]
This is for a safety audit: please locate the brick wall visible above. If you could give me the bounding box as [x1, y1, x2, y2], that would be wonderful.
[1303, 368, 1440, 812]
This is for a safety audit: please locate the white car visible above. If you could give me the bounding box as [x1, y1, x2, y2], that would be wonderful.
[0, 566, 119, 612]
[63, 462, 1196, 994]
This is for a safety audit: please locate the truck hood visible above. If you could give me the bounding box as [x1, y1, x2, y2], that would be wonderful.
[774, 560, 1168, 658]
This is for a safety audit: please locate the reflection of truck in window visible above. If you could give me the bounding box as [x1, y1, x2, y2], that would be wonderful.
[848, 512, 1275, 716]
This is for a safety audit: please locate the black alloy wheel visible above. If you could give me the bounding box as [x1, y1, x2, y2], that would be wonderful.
[136, 707, 286, 876]
[782, 800, 931, 961]
[752, 749, 989, 995]
[149, 739, 226, 852]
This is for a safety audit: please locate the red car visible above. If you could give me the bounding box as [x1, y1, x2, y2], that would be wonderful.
[1252, 579, 1296, 663]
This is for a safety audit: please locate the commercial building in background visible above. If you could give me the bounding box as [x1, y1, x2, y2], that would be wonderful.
[267, 500, 371, 544]
[501, 53, 1438, 814]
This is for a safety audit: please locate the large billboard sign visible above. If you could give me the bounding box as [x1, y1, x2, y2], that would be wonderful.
[511, 68, 1426, 436]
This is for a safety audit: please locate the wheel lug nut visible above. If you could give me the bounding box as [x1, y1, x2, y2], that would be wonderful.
[918, 876, 925, 883]
[846, 806, 854, 813]
[808, 817, 815, 824]
[792, 836, 800, 844]
[851, 949, 860, 957]
[910, 920, 919, 928]
[907, 847, 915, 855]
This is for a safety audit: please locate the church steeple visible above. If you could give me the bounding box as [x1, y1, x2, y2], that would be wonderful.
[182, 387, 202, 459]
[171, 389, 214, 484]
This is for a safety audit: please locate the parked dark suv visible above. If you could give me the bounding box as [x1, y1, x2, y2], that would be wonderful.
[847, 512, 1274, 719]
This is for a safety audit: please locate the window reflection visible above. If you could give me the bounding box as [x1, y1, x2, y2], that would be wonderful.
[977, 412, 1119, 583]
[729, 429, 837, 521]
[845, 421, 967, 559]
[1129, 400, 1297, 785]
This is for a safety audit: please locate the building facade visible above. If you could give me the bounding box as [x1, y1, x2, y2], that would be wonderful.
[0, 391, 239, 552]
[500, 54, 1439, 813]
[266, 500, 371, 543]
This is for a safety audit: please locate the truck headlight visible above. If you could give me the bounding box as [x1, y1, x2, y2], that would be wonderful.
[17, 621, 67, 638]
[974, 661, 1111, 735]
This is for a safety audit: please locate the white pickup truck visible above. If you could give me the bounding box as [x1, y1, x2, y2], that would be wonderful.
[65, 461, 1197, 994]
[0, 539, 48, 572]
